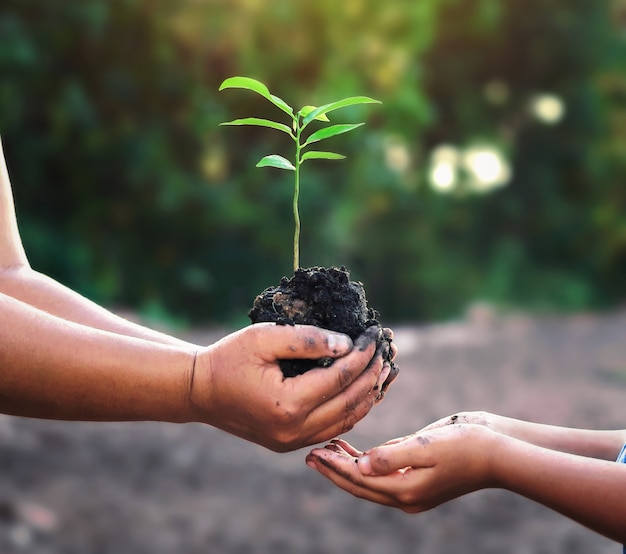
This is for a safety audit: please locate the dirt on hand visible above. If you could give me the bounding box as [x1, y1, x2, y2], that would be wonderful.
[1, 308, 625, 554]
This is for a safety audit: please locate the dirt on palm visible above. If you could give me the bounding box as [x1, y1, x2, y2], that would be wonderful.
[1, 307, 625, 554]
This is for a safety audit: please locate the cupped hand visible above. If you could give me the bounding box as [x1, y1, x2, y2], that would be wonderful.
[306, 424, 499, 512]
[190, 323, 390, 452]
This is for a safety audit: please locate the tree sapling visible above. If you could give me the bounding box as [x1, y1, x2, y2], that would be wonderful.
[219, 76, 397, 382]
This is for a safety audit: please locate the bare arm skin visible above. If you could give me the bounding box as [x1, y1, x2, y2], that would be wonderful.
[0, 291, 195, 422]
[420, 411, 626, 461]
[0, 136, 27, 267]
[0, 266, 196, 347]
[307, 420, 626, 544]
[1, 288, 387, 449]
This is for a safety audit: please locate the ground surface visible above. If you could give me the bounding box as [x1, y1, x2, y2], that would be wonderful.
[1, 307, 625, 553]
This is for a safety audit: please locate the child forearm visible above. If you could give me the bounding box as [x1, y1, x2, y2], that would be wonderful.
[493, 433, 626, 543]
[496, 414, 626, 461]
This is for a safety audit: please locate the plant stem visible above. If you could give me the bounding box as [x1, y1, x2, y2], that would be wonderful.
[293, 125, 301, 272]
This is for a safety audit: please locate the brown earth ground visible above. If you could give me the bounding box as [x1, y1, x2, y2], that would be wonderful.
[1, 307, 625, 553]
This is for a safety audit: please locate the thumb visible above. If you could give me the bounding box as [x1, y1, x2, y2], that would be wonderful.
[258, 323, 354, 360]
[358, 436, 429, 476]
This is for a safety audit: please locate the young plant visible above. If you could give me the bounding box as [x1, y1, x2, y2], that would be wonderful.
[219, 76, 380, 272]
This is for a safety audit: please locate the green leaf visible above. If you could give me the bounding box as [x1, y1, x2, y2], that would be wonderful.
[219, 117, 293, 136]
[256, 155, 296, 171]
[300, 151, 346, 162]
[219, 77, 294, 118]
[299, 106, 330, 122]
[303, 123, 365, 147]
[302, 97, 381, 127]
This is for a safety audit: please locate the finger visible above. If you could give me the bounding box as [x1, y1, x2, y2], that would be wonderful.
[378, 328, 399, 394]
[381, 361, 399, 393]
[306, 448, 395, 507]
[389, 342, 398, 360]
[330, 438, 363, 457]
[382, 327, 394, 341]
[359, 434, 435, 476]
[301, 346, 385, 444]
[251, 322, 354, 361]
[373, 362, 392, 398]
[382, 328, 397, 360]
[303, 388, 377, 446]
[292, 326, 381, 410]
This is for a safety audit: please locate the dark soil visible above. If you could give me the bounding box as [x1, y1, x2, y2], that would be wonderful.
[1, 308, 625, 553]
[248, 266, 397, 382]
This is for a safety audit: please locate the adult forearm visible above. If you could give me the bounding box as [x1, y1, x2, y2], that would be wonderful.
[0, 292, 196, 423]
[0, 266, 196, 347]
[493, 434, 626, 544]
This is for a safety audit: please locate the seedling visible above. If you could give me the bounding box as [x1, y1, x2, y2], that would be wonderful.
[219, 76, 380, 272]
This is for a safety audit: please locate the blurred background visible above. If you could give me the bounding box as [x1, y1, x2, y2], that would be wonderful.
[1, 0, 624, 328]
[2, 3, 626, 553]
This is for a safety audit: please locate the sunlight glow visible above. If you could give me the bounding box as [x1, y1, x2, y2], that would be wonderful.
[530, 94, 566, 125]
[463, 146, 511, 192]
[429, 143, 511, 194]
[431, 163, 456, 191]
[429, 145, 459, 193]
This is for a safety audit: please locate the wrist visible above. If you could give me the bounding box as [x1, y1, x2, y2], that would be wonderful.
[185, 347, 215, 425]
[487, 431, 525, 489]
[470, 426, 505, 489]
[495, 415, 521, 441]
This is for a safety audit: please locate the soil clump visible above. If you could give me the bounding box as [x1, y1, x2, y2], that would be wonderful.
[248, 266, 398, 382]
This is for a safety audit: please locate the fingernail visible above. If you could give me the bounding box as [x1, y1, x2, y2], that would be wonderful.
[358, 454, 373, 475]
[306, 459, 317, 470]
[327, 333, 351, 354]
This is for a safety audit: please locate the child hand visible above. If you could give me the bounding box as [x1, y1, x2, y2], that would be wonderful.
[306, 424, 499, 512]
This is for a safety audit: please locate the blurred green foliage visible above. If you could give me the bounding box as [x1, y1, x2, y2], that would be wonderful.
[1, 0, 624, 325]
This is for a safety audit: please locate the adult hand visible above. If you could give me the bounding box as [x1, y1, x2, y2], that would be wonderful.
[190, 323, 391, 452]
[306, 424, 497, 512]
